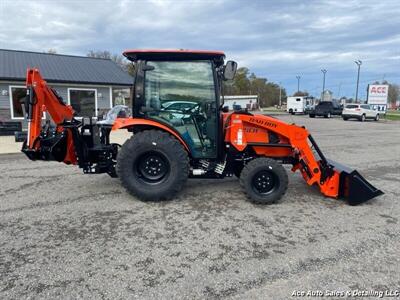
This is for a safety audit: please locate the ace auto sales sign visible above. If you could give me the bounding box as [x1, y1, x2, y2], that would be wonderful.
[367, 84, 389, 113]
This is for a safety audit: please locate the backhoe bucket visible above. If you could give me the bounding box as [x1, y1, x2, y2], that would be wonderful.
[327, 159, 383, 205]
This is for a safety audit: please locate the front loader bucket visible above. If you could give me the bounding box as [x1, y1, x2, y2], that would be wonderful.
[327, 159, 384, 205]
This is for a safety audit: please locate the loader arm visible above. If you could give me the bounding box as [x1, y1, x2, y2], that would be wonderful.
[226, 113, 383, 205]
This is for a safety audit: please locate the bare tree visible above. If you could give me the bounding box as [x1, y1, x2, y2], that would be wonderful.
[87, 50, 134, 76]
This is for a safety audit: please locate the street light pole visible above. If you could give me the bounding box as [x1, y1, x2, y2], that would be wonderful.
[321, 69, 327, 101]
[279, 82, 282, 107]
[296, 76, 301, 93]
[337, 82, 342, 99]
[355, 60, 362, 103]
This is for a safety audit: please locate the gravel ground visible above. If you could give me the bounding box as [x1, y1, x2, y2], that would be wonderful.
[0, 115, 399, 299]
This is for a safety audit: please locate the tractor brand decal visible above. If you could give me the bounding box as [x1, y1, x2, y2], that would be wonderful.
[244, 127, 258, 133]
[248, 118, 277, 128]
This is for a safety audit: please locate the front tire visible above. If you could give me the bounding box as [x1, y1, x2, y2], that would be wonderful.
[375, 114, 379, 121]
[240, 158, 288, 204]
[116, 130, 189, 201]
[309, 114, 315, 118]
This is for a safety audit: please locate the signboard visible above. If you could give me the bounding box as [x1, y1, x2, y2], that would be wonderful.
[367, 84, 388, 113]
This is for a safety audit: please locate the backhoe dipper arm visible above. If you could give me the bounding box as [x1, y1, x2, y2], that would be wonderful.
[23, 68, 77, 164]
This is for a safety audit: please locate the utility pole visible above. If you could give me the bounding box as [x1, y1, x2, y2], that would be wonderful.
[296, 76, 301, 93]
[279, 82, 282, 107]
[321, 69, 327, 101]
[355, 60, 362, 103]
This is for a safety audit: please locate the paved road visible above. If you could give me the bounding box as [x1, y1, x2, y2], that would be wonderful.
[1, 115, 399, 299]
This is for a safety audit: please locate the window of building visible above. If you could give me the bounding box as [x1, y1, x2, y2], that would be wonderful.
[10, 86, 26, 119]
[112, 88, 131, 107]
[68, 89, 97, 117]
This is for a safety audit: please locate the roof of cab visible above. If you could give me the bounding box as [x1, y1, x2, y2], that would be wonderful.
[123, 49, 225, 65]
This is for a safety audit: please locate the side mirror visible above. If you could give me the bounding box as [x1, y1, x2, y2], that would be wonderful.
[223, 61, 237, 80]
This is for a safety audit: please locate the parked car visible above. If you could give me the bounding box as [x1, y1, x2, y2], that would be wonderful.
[309, 101, 342, 118]
[342, 104, 380, 121]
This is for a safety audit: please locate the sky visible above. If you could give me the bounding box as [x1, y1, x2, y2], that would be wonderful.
[0, 0, 399, 98]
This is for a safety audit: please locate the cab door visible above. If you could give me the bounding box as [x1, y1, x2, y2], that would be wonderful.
[141, 60, 218, 159]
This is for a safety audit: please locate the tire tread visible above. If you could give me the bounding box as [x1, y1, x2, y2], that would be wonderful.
[116, 130, 189, 201]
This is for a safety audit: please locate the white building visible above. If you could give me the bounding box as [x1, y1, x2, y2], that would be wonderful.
[222, 95, 259, 111]
[321, 90, 333, 102]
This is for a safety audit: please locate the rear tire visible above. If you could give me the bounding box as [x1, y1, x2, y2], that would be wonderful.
[116, 130, 189, 201]
[342, 116, 348, 121]
[309, 114, 315, 118]
[360, 114, 366, 122]
[240, 158, 288, 204]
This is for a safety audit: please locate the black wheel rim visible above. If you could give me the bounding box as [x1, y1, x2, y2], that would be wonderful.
[135, 151, 170, 184]
[251, 170, 278, 195]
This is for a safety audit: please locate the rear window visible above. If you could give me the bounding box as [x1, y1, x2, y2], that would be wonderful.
[346, 104, 359, 108]
[318, 102, 331, 106]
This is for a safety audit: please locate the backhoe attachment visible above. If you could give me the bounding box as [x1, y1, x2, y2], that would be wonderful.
[21, 68, 118, 177]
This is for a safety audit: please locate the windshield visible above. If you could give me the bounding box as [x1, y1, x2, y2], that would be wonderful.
[144, 61, 216, 107]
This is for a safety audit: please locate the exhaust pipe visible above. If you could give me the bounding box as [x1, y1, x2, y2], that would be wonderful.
[328, 159, 384, 205]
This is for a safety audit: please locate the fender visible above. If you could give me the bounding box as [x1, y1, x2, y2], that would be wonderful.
[112, 117, 190, 152]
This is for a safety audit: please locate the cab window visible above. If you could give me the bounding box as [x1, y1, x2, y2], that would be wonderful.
[143, 61, 217, 158]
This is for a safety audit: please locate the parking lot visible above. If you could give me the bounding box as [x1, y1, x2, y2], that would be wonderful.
[0, 115, 399, 299]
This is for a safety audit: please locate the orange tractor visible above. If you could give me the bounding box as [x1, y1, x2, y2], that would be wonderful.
[21, 49, 382, 205]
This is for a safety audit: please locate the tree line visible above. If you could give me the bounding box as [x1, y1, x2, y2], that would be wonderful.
[223, 67, 286, 107]
[86, 50, 135, 76]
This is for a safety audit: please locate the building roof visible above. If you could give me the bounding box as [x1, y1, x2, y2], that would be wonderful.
[0, 49, 133, 86]
[123, 49, 225, 65]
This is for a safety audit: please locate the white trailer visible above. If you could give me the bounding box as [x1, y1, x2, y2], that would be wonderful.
[286, 96, 315, 114]
[287, 96, 306, 114]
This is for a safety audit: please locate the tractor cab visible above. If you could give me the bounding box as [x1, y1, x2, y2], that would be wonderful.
[123, 49, 237, 159]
